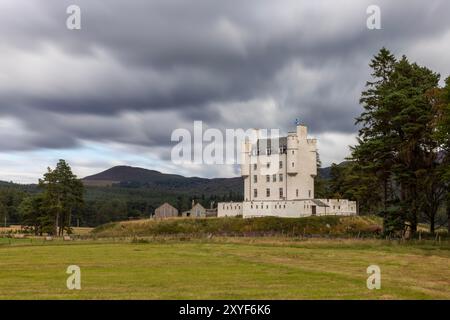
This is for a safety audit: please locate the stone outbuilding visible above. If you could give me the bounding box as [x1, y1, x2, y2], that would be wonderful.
[154, 202, 178, 219]
[182, 201, 208, 218]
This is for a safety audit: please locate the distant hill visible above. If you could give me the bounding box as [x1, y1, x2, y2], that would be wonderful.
[1, 163, 334, 190]
[82, 164, 334, 192]
[317, 161, 352, 180]
[84, 166, 196, 185]
[0, 180, 17, 186]
[82, 165, 243, 195]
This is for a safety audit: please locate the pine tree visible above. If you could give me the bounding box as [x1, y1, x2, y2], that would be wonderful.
[353, 48, 441, 235]
[433, 77, 450, 232]
[353, 48, 398, 232]
[39, 160, 84, 236]
[314, 152, 328, 198]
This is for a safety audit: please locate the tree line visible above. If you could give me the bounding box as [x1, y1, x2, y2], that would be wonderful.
[0, 160, 242, 234]
[315, 48, 450, 236]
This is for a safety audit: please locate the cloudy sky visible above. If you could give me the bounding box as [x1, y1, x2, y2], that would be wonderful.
[1, 0, 449, 183]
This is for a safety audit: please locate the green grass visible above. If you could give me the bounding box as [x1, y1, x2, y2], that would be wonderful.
[0, 237, 34, 245]
[92, 215, 383, 238]
[0, 237, 449, 300]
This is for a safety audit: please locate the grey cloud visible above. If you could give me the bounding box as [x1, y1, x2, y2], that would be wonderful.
[0, 0, 450, 154]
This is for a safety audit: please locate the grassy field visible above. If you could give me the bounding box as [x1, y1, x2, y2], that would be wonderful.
[1, 237, 449, 300]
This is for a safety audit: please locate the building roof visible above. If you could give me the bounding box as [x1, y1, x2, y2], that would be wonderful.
[252, 137, 287, 155]
[310, 199, 329, 207]
[192, 203, 206, 210]
[156, 202, 177, 210]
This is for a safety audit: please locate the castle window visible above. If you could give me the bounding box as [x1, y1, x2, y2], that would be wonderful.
[308, 190, 311, 198]
[266, 205, 269, 209]
[266, 162, 270, 168]
[292, 150, 294, 155]
[266, 175, 270, 182]
[253, 175, 257, 183]
[266, 188, 270, 197]
[292, 162, 295, 167]
[267, 148, 272, 155]
[254, 189, 258, 198]
[253, 164, 257, 170]
[272, 174, 276, 182]
[279, 174, 283, 182]
[279, 188, 283, 198]
[296, 189, 299, 197]
[279, 161, 283, 169]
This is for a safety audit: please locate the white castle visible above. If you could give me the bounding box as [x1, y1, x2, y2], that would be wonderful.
[218, 124, 357, 218]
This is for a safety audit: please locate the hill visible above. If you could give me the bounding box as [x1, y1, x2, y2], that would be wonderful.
[83, 164, 333, 189]
[82, 165, 243, 194]
[92, 215, 382, 238]
[317, 161, 352, 180]
[83, 166, 187, 185]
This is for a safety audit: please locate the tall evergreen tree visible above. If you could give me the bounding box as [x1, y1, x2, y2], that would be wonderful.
[353, 48, 398, 231]
[433, 77, 450, 232]
[353, 48, 441, 235]
[39, 160, 84, 236]
[387, 57, 440, 233]
[314, 152, 328, 198]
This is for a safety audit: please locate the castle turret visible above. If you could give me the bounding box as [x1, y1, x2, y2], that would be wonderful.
[240, 139, 251, 177]
[287, 132, 298, 175]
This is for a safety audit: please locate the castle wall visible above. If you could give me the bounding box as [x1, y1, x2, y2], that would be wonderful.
[218, 199, 357, 218]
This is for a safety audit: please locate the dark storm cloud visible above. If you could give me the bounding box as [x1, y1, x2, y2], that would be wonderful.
[1, 0, 450, 152]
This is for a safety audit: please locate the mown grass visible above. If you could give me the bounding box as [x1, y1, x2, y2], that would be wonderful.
[92, 215, 383, 238]
[0, 237, 449, 300]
